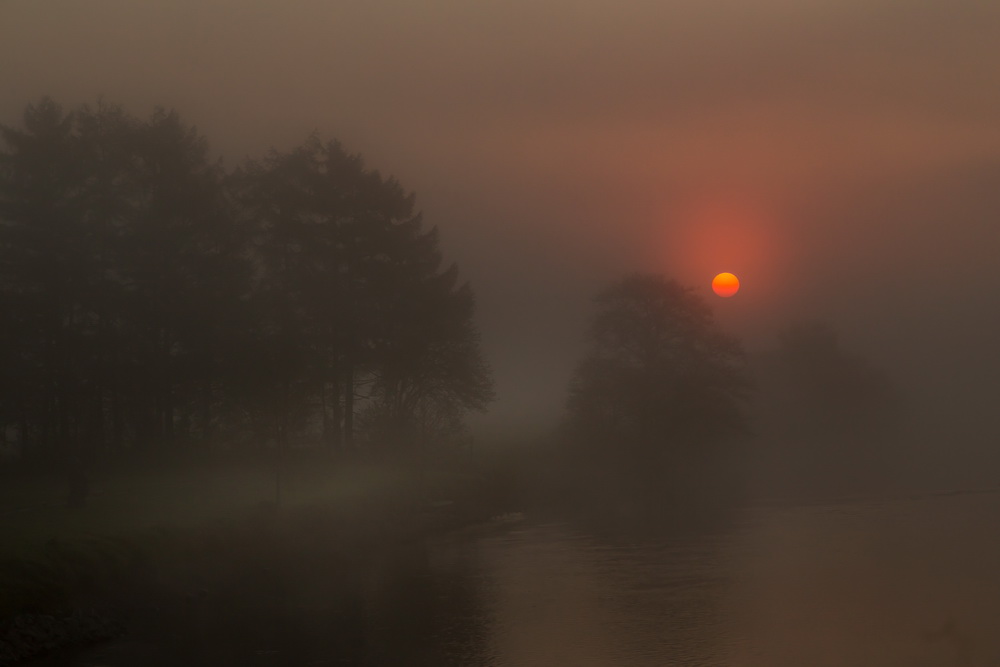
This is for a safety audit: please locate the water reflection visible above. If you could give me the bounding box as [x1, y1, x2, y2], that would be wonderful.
[457, 493, 1000, 666]
[473, 523, 736, 666]
[364, 540, 492, 665]
[45, 491, 1000, 666]
[725, 493, 1000, 667]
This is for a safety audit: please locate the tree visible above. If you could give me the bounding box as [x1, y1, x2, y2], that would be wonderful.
[0, 98, 247, 460]
[566, 274, 750, 499]
[361, 257, 494, 448]
[102, 106, 241, 449]
[0, 98, 490, 462]
[765, 320, 899, 439]
[0, 98, 96, 460]
[753, 320, 902, 497]
[234, 135, 493, 452]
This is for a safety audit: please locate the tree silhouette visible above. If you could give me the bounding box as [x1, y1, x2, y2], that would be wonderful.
[361, 252, 494, 448]
[0, 98, 100, 460]
[111, 107, 242, 449]
[0, 99, 491, 463]
[0, 100, 247, 458]
[233, 135, 493, 452]
[566, 274, 750, 502]
[765, 320, 899, 440]
[753, 320, 901, 497]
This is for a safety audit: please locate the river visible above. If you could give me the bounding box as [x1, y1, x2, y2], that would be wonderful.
[44, 490, 1000, 666]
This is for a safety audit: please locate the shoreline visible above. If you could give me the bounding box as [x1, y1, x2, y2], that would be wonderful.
[0, 462, 517, 666]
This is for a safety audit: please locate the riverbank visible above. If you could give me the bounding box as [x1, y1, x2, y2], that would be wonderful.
[0, 454, 518, 665]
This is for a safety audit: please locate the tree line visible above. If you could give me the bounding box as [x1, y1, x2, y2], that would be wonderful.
[562, 274, 902, 507]
[0, 98, 493, 463]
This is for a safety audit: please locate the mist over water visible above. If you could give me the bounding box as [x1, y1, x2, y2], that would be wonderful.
[43, 492, 1000, 667]
[2, 1, 1000, 664]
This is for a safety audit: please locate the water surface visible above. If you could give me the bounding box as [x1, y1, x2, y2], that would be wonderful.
[50, 491, 1000, 666]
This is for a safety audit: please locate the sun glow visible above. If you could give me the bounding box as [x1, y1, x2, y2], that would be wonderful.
[712, 272, 740, 297]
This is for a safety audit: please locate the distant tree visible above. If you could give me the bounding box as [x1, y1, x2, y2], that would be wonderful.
[757, 320, 900, 441]
[567, 274, 750, 492]
[753, 320, 902, 497]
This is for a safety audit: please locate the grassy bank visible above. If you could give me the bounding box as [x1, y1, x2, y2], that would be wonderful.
[2, 455, 416, 554]
[0, 452, 518, 663]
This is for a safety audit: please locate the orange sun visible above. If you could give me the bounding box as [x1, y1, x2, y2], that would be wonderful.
[712, 272, 740, 297]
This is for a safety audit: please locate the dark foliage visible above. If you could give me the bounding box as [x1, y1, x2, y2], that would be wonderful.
[752, 320, 902, 498]
[565, 274, 751, 509]
[0, 99, 493, 464]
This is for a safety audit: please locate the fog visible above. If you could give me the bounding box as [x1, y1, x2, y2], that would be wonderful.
[2, 0, 1000, 663]
[4, 0, 999, 457]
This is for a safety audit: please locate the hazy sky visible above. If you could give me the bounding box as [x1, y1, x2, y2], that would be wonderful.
[3, 0, 999, 444]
